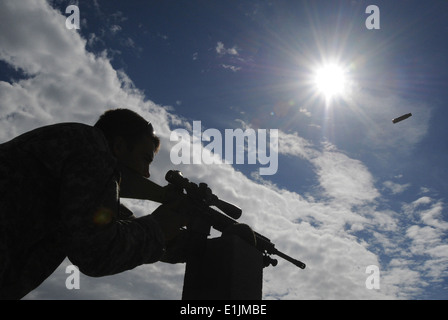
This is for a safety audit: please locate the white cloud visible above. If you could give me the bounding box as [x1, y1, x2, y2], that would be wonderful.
[221, 64, 241, 72]
[216, 41, 239, 56]
[299, 107, 312, 117]
[215, 41, 225, 54]
[383, 180, 411, 195]
[278, 130, 316, 159]
[312, 143, 379, 207]
[215, 42, 242, 72]
[279, 131, 379, 207]
[110, 24, 122, 34]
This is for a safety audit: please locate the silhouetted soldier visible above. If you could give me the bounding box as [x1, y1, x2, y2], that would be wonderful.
[0, 108, 186, 299]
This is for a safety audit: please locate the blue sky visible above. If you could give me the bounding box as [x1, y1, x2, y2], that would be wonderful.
[0, 0, 447, 299]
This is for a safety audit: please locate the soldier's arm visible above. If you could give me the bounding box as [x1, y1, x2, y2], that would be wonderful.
[59, 150, 166, 277]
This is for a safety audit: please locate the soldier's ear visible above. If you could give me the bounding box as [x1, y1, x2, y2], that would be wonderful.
[112, 136, 128, 158]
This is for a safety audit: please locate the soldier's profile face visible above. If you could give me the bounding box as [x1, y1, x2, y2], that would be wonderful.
[117, 135, 156, 178]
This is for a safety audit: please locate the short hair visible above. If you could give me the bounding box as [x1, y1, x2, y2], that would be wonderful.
[94, 108, 160, 152]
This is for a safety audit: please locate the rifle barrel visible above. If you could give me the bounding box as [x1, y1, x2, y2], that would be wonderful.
[273, 248, 306, 269]
[254, 232, 306, 269]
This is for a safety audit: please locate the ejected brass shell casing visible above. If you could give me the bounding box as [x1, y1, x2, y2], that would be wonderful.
[392, 113, 412, 124]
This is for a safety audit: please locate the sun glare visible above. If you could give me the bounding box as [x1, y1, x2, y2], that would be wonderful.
[313, 63, 348, 101]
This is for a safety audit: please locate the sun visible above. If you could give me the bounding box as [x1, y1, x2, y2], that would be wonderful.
[313, 63, 348, 101]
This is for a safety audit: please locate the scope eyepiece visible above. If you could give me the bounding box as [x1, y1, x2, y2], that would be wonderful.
[165, 170, 189, 187]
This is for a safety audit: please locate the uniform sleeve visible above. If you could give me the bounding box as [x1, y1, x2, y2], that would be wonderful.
[58, 145, 166, 277]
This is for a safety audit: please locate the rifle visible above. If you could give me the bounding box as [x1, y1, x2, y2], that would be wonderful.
[164, 170, 306, 270]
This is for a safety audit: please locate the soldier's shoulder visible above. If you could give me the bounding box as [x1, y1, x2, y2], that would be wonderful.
[9, 122, 109, 154]
[38, 122, 106, 144]
[50, 122, 109, 152]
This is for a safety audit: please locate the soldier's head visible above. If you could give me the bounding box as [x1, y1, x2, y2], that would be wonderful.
[94, 108, 160, 178]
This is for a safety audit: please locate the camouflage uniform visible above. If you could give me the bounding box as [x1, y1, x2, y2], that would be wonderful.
[0, 123, 165, 299]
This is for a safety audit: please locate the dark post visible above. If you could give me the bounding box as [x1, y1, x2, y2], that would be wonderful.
[182, 234, 264, 300]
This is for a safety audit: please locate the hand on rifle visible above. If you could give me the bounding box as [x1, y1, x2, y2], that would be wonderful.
[151, 190, 191, 264]
[151, 197, 190, 242]
[160, 183, 184, 204]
